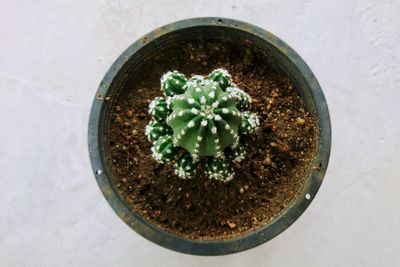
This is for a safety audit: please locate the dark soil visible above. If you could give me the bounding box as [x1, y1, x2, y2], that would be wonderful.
[103, 37, 318, 240]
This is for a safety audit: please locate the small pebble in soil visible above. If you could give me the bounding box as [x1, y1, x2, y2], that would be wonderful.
[116, 116, 123, 124]
[227, 221, 236, 229]
[239, 187, 244, 194]
[126, 110, 133, 118]
[262, 156, 272, 166]
[296, 117, 306, 126]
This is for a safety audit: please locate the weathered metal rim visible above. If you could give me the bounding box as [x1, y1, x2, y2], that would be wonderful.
[88, 17, 331, 256]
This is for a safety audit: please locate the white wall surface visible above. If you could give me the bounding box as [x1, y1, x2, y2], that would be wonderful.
[1, 0, 399, 266]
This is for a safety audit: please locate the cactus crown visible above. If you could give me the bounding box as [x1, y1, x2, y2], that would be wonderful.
[145, 69, 260, 182]
[166, 80, 241, 158]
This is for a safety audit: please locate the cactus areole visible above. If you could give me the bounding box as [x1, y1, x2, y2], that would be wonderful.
[146, 69, 260, 182]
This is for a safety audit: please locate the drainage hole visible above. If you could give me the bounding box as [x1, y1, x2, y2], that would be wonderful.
[305, 193, 311, 200]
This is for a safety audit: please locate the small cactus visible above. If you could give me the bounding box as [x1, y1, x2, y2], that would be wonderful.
[226, 86, 252, 110]
[225, 144, 246, 163]
[151, 135, 179, 163]
[145, 120, 172, 142]
[189, 75, 205, 85]
[161, 71, 187, 96]
[148, 97, 170, 121]
[208, 68, 232, 90]
[205, 158, 234, 182]
[239, 112, 260, 134]
[174, 154, 199, 179]
[146, 69, 260, 182]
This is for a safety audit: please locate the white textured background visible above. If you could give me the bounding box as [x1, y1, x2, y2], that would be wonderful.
[1, 0, 399, 266]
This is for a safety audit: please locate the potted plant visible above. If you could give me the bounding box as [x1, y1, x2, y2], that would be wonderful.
[88, 17, 331, 255]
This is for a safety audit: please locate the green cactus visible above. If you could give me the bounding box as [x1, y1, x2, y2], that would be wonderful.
[146, 69, 260, 182]
[208, 68, 232, 90]
[151, 135, 179, 163]
[189, 75, 205, 85]
[225, 144, 246, 163]
[167, 80, 241, 159]
[174, 154, 199, 179]
[226, 86, 252, 110]
[239, 112, 260, 134]
[205, 158, 234, 182]
[161, 71, 187, 96]
[148, 97, 170, 121]
[145, 120, 172, 142]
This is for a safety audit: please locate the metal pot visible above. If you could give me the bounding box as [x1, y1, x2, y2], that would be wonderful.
[88, 17, 331, 255]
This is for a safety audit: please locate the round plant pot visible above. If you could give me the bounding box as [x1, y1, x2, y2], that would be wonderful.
[88, 17, 331, 255]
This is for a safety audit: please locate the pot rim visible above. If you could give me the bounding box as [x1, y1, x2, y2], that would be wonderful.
[88, 17, 331, 256]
